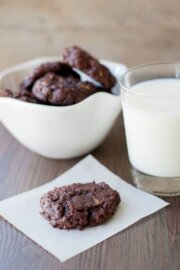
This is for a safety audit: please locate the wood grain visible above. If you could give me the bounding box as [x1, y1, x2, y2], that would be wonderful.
[0, 0, 180, 269]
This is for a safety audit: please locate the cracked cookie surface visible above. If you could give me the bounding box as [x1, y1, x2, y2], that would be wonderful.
[40, 181, 120, 230]
[62, 46, 116, 89]
[32, 72, 98, 105]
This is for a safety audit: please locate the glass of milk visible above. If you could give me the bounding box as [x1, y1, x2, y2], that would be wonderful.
[120, 63, 180, 196]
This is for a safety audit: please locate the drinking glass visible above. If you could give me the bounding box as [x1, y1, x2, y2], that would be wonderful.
[120, 63, 180, 196]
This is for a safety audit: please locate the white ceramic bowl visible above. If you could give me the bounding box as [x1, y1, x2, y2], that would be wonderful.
[0, 57, 127, 159]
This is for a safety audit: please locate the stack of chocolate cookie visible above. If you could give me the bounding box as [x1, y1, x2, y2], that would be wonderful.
[1, 46, 117, 106]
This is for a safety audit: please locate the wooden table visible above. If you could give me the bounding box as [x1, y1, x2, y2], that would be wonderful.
[0, 1, 180, 269]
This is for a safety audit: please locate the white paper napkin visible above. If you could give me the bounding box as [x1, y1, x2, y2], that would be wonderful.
[0, 155, 169, 262]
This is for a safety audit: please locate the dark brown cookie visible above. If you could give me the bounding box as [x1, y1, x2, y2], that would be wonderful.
[0, 88, 39, 103]
[0, 89, 14, 98]
[15, 89, 39, 103]
[16, 95, 39, 103]
[40, 181, 120, 230]
[20, 62, 80, 91]
[32, 72, 99, 105]
[62, 46, 116, 89]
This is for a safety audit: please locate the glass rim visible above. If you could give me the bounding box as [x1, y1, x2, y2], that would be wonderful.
[120, 62, 180, 98]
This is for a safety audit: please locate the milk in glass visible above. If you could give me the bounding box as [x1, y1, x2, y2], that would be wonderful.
[122, 79, 180, 177]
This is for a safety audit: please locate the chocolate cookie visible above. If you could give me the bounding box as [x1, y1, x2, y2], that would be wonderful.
[0, 89, 14, 98]
[16, 95, 39, 103]
[15, 88, 39, 103]
[32, 72, 98, 105]
[62, 46, 116, 89]
[0, 88, 39, 103]
[20, 61, 80, 91]
[40, 181, 120, 230]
